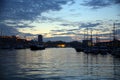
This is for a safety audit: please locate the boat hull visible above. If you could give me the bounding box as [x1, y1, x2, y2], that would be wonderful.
[30, 45, 45, 50]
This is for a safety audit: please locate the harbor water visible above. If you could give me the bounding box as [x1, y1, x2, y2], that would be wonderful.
[0, 48, 120, 80]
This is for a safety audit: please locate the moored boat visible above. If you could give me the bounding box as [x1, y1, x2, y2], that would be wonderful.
[111, 48, 120, 57]
[30, 44, 45, 50]
[74, 47, 84, 52]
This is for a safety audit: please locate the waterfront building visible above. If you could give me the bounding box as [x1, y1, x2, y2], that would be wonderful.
[0, 36, 29, 49]
[38, 35, 43, 43]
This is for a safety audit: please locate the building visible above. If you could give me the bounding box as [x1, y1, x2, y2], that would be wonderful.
[38, 35, 43, 43]
[0, 36, 29, 49]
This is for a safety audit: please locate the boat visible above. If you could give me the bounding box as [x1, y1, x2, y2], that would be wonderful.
[30, 44, 45, 50]
[74, 47, 84, 52]
[83, 46, 109, 54]
[84, 47, 99, 54]
[111, 48, 120, 57]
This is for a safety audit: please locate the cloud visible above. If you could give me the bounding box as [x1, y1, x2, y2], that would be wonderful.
[118, 14, 120, 17]
[35, 16, 67, 23]
[66, 29, 79, 32]
[60, 23, 71, 26]
[59, 22, 81, 27]
[0, 0, 74, 21]
[79, 22, 101, 28]
[0, 0, 5, 13]
[82, 0, 120, 9]
[51, 28, 79, 34]
[50, 28, 84, 38]
[59, 22, 101, 29]
[43, 36, 74, 42]
[3, 20, 34, 28]
[45, 20, 120, 41]
[50, 22, 102, 37]
[0, 22, 35, 37]
[51, 29, 66, 32]
[114, 0, 120, 4]
[0, 23, 20, 35]
[115, 22, 120, 25]
[52, 32, 76, 36]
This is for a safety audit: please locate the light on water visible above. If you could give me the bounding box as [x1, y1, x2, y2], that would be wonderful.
[0, 48, 120, 80]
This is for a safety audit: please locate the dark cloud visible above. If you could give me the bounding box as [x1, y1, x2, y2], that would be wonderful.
[60, 22, 101, 29]
[60, 22, 81, 27]
[43, 36, 74, 42]
[16, 25, 34, 28]
[23, 33, 36, 37]
[60, 23, 71, 26]
[0, 23, 20, 35]
[80, 22, 100, 28]
[51, 28, 79, 34]
[0, 0, 5, 12]
[82, 0, 120, 9]
[36, 16, 66, 23]
[118, 14, 120, 17]
[0, 22, 34, 36]
[3, 20, 34, 28]
[0, 0, 74, 21]
[115, 22, 120, 25]
[66, 29, 79, 31]
[114, 0, 120, 4]
[50, 28, 83, 37]
[52, 32, 76, 36]
[50, 28, 75, 36]
[51, 29, 66, 32]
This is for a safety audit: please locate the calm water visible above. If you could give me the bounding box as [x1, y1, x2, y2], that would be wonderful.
[0, 48, 120, 80]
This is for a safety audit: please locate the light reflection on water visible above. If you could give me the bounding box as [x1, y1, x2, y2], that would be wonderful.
[0, 48, 120, 80]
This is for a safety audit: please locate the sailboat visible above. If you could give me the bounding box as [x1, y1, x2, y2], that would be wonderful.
[110, 23, 120, 56]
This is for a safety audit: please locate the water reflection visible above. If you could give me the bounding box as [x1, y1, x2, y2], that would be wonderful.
[0, 48, 120, 80]
[82, 54, 114, 79]
[113, 57, 120, 80]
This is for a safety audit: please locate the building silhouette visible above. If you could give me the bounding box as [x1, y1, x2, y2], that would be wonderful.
[38, 35, 43, 43]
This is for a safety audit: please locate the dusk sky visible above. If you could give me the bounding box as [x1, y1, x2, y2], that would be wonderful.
[0, 0, 120, 42]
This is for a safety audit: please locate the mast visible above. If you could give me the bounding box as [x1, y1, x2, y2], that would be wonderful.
[90, 29, 93, 46]
[87, 27, 88, 40]
[84, 29, 86, 40]
[96, 32, 98, 43]
[113, 23, 116, 40]
[0, 28, 2, 36]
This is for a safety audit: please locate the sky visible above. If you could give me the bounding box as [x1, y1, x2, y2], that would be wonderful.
[0, 0, 120, 42]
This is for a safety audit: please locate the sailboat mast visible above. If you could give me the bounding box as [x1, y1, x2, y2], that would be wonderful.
[84, 30, 86, 40]
[0, 28, 3, 36]
[90, 29, 93, 45]
[113, 23, 116, 40]
[87, 27, 88, 40]
[96, 32, 98, 43]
